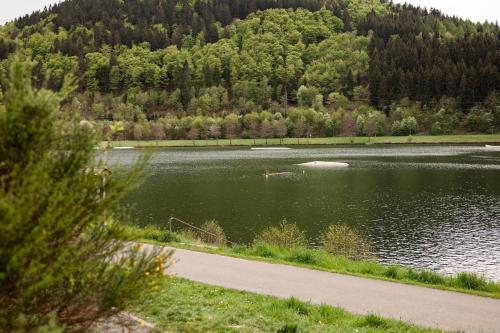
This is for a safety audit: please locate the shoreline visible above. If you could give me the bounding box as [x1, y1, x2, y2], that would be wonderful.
[123, 225, 500, 299]
[108, 134, 500, 148]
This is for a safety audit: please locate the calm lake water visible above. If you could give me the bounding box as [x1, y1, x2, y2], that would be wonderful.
[106, 145, 500, 281]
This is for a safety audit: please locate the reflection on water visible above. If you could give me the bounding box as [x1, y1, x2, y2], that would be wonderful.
[105, 145, 500, 281]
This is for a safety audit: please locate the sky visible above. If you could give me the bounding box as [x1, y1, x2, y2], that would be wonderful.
[392, 0, 499, 23]
[0, 0, 498, 25]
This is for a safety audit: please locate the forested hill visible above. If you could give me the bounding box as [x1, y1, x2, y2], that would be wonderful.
[14, 0, 354, 49]
[0, 0, 499, 141]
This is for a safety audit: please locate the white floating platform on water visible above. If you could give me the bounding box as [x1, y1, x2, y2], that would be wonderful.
[297, 161, 349, 168]
[484, 145, 500, 150]
[251, 147, 292, 150]
[114, 146, 135, 150]
[263, 171, 294, 177]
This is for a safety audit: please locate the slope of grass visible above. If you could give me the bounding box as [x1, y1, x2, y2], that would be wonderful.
[122, 225, 500, 298]
[129, 277, 447, 333]
[110, 134, 500, 148]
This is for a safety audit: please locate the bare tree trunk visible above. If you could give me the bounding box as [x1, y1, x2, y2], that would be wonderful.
[284, 83, 288, 116]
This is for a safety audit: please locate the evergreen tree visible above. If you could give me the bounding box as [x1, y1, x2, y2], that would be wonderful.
[0, 55, 172, 332]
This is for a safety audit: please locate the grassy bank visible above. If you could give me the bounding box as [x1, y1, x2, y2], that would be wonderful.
[129, 277, 446, 333]
[123, 225, 500, 298]
[110, 134, 500, 148]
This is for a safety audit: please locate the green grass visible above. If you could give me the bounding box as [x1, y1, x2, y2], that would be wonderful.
[110, 134, 500, 148]
[129, 277, 448, 333]
[122, 225, 500, 298]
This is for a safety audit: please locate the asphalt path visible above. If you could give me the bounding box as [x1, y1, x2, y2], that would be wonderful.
[142, 244, 500, 333]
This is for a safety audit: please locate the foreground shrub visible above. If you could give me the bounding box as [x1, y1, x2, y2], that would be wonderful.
[255, 219, 308, 248]
[320, 224, 372, 259]
[198, 219, 227, 245]
[0, 56, 172, 332]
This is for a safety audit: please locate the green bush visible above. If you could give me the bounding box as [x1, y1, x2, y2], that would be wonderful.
[391, 116, 419, 136]
[464, 107, 494, 132]
[320, 224, 372, 259]
[0, 56, 172, 332]
[198, 219, 227, 245]
[456, 273, 488, 291]
[430, 122, 443, 135]
[255, 219, 308, 248]
[297, 85, 320, 107]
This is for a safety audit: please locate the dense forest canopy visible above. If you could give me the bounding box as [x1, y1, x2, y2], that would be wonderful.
[0, 0, 499, 140]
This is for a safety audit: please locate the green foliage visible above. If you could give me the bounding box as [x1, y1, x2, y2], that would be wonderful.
[354, 107, 386, 136]
[302, 33, 369, 96]
[198, 220, 228, 246]
[255, 219, 308, 248]
[407, 269, 445, 285]
[361, 5, 499, 111]
[297, 85, 319, 107]
[0, 0, 497, 138]
[3, 2, 498, 137]
[392, 116, 419, 136]
[464, 107, 494, 133]
[347, 0, 388, 26]
[0, 55, 172, 331]
[327, 92, 349, 108]
[277, 324, 299, 333]
[361, 314, 389, 328]
[430, 122, 443, 135]
[456, 273, 488, 291]
[320, 224, 372, 259]
[384, 265, 400, 279]
[285, 297, 310, 315]
[122, 225, 181, 243]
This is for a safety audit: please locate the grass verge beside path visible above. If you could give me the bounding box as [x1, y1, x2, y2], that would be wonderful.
[111, 134, 500, 148]
[123, 225, 500, 299]
[129, 277, 448, 333]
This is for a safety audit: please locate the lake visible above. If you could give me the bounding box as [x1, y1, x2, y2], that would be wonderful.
[105, 145, 500, 281]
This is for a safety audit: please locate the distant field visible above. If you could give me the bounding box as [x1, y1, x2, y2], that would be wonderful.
[110, 134, 500, 148]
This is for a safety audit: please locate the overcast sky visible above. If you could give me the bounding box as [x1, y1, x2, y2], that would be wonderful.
[0, 0, 499, 25]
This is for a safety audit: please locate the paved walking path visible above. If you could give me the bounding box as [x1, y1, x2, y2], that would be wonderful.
[143, 244, 500, 333]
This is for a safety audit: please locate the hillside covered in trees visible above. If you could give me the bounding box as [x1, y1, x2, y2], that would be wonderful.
[0, 0, 499, 140]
